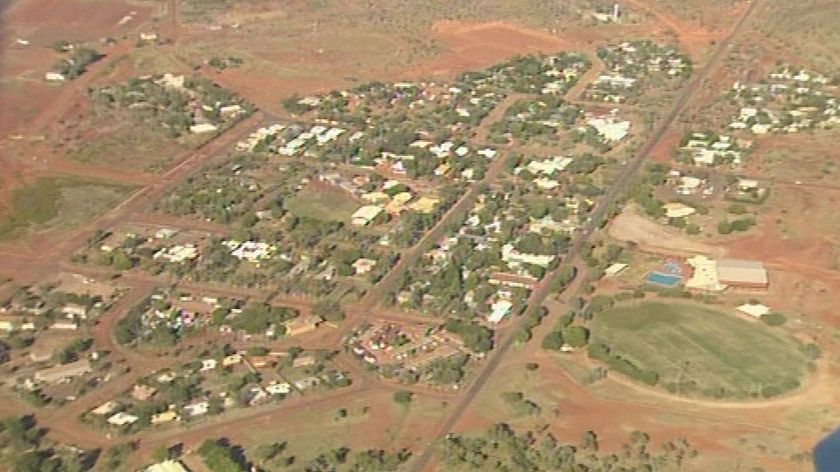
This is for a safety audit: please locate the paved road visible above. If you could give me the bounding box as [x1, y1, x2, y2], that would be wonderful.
[405, 1, 763, 470]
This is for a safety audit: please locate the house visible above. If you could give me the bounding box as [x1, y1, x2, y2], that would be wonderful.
[34, 360, 92, 384]
[352, 258, 377, 275]
[603, 263, 628, 278]
[199, 359, 218, 371]
[222, 353, 243, 367]
[153, 244, 198, 263]
[183, 401, 209, 416]
[285, 315, 323, 337]
[132, 384, 158, 401]
[488, 300, 513, 324]
[488, 272, 538, 290]
[409, 196, 439, 214]
[525, 156, 573, 176]
[150, 411, 180, 425]
[45, 72, 66, 82]
[91, 401, 120, 416]
[663, 202, 696, 219]
[61, 303, 88, 319]
[50, 321, 79, 330]
[146, 460, 190, 472]
[0, 316, 21, 332]
[107, 412, 138, 426]
[677, 176, 703, 195]
[586, 115, 631, 142]
[156, 372, 177, 383]
[351, 205, 384, 226]
[266, 382, 292, 395]
[501, 244, 555, 268]
[189, 123, 218, 134]
[736, 303, 771, 318]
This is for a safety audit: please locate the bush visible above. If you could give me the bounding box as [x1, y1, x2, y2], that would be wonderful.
[717, 220, 733, 234]
[393, 390, 413, 405]
[760, 312, 786, 326]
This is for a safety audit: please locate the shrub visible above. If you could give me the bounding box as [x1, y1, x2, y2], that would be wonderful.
[393, 391, 413, 405]
[760, 312, 786, 326]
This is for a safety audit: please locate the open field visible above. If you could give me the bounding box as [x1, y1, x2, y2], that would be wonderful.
[66, 120, 191, 172]
[591, 301, 811, 399]
[756, 0, 840, 75]
[607, 204, 723, 256]
[284, 187, 359, 222]
[0, 176, 135, 239]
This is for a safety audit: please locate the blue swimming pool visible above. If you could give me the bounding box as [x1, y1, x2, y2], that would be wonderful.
[645, 272, 681, 287]
[815, 427, 840, 472]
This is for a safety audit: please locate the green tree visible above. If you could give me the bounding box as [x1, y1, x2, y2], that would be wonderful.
[541, 331, 564, 351]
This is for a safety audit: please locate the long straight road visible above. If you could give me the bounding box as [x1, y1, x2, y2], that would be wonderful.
[406, 1, 764, 470]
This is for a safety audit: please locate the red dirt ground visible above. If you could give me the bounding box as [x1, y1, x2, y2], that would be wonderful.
[404, 20, 579, 78]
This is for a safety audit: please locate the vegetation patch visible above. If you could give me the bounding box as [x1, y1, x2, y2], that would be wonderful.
[590, 301, 810, 399]
[0, 177, 134, 240]
[284, 187, 360, 222]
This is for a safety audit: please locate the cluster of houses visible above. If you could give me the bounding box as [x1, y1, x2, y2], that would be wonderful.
[93, 72, 248, 137]
[0, 279, 115, 334]
[97, 226, 208, 266]
[88, 350, 348, 430]
[377, 140, 498, 182]
[677, 132, 751, 167]
[312, 172, 441, 227]
[347, 321, 466, 377]
[586, 40, 690, 102]
[726, 67, 840, 135]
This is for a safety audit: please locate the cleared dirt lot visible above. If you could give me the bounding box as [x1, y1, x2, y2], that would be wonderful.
[607, 205, 724, 256]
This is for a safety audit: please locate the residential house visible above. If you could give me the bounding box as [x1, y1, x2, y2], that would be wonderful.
[487, 300, 512, 324]
[352, 258, 377, 275]
[222, 353, 243, 367]
[107, 412, 138, 426]
[351, 205, 384, 226]
[146, 460, 190, 472]
[183, 401, 209, 416]
[150, 411, 180, 425]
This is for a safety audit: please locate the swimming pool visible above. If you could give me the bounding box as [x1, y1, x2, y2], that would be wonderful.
[645, 272, 682, 287]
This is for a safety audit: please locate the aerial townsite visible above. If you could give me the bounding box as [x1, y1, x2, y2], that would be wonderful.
[0, 0, 839, 471]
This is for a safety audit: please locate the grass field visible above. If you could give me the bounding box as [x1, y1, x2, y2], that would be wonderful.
[756, 0, 840, 75]
[0, 177, 134, 239]
[591, 301, 810, 399]
[284, 188, 359, 222]
[67, 119, 192, 173]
